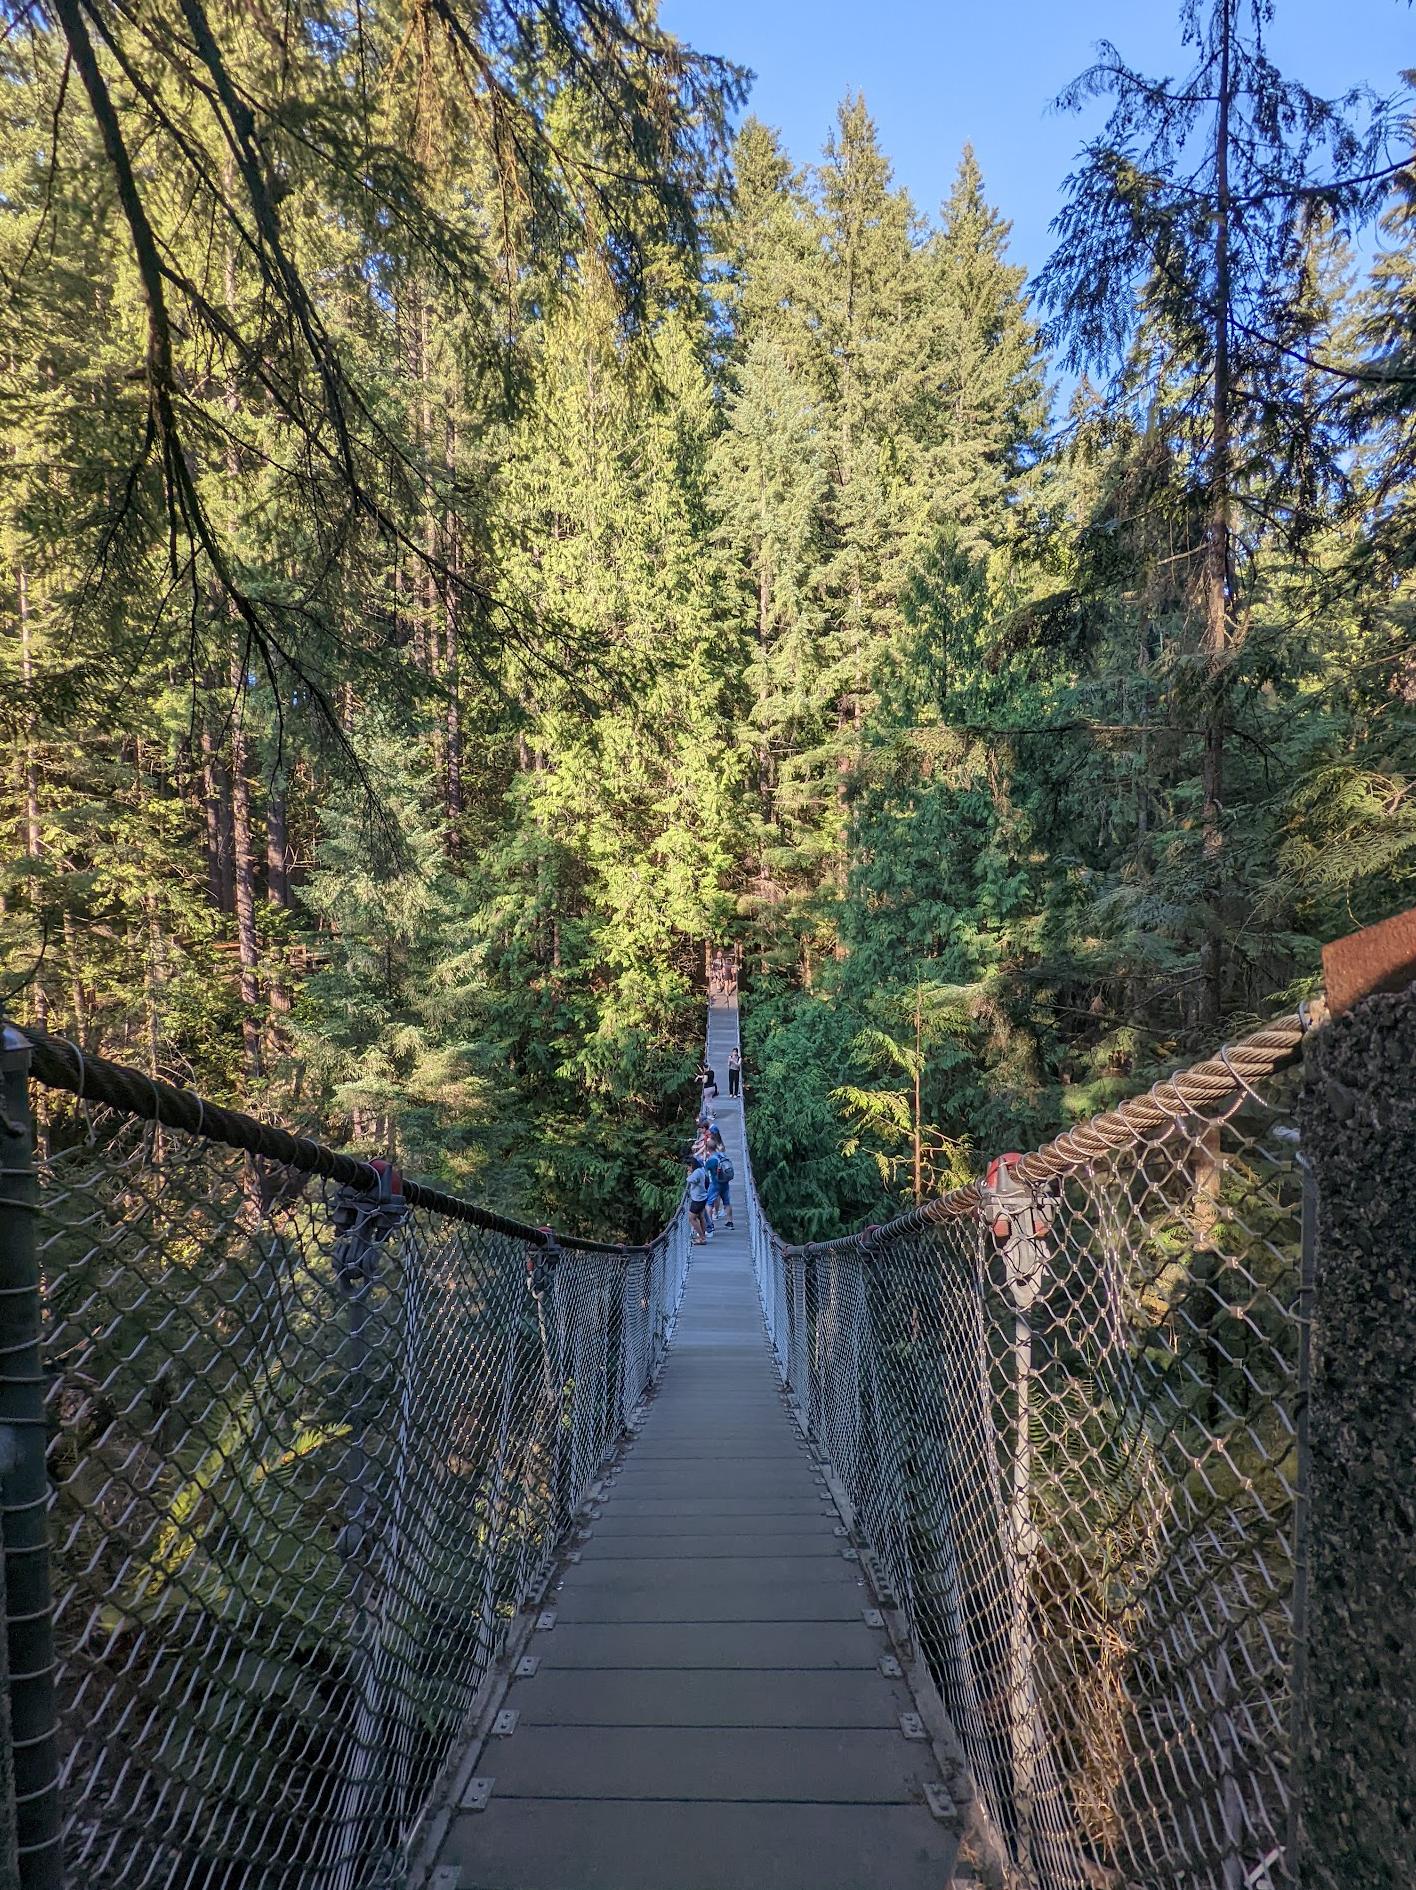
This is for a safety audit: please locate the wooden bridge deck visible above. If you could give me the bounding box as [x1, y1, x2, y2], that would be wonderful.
[436, 1002, 960, 1890]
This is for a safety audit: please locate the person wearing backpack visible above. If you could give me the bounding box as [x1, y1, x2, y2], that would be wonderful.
[705, 1131, 735, 1229]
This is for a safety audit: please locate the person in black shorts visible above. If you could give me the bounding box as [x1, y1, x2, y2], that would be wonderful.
[684, 1153, 710, 1243]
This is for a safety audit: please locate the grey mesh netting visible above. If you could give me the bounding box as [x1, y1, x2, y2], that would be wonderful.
[746, 1013, 1313, 1890]
[6, 1007, 1318, 1890]
[6, 1029, 689, 1890]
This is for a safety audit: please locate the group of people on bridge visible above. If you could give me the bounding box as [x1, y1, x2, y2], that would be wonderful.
[682, 1047, 741, 1244]
[708, 946, 737, 1003]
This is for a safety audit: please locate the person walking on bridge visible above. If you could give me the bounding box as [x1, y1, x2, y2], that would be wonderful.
[684, 1152, 710, 1244]
[727, 1045, 742, 1099]
[704, 1129, 734, 1229]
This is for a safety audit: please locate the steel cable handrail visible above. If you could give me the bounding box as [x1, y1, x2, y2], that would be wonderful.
[785, 1005, 1320, 1252]
[10, 1022, 667, 1256]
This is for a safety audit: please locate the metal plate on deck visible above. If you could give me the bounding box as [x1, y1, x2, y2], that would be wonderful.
[879, 1655, 902, 1678]
[862, 1608, 884, 1629]
[492, 1709, 519, 1737]
[537, 1610, 557, 1631]
[924, 1782, 955, 1822]
[462, 1777, 494, 1812]
[515, 1655, 540, 1678]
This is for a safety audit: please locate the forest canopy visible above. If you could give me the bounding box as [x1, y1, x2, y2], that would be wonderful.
[2, 0, 1413, 1242]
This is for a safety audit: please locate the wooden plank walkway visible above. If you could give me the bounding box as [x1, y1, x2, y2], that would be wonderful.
[438, 1001, 960, 1890]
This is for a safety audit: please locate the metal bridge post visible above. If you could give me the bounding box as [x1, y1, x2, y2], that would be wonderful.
[618, 1257, 637, 1432]
[789, 1247, 807, 1406]
[0, 1029, 61, 1890]
[986, 1154, 1050, 1884]
[1294, 976, 1416, 1890]
[327, 1159, 409, 1890]
[803, 1248, 821, 1436]
[530, 1228, 568, 1548]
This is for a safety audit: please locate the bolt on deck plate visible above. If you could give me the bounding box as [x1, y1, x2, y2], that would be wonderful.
[430, 1868, 461, 1890]
[832, 1525, 848, 1538]
[900, 1712, 927, 1741]
[536, 1610, 557, 1631]
[514, 1655, 540, 1678]
[840, 1546, 859, 1561]
[462, 1778, 494, 1813]
[491, 1709, 519, 1737]
[879, 1655, 902, 1678]
[862, 1607, 884, 1629]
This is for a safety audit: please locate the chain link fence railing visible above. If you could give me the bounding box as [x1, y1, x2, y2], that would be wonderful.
[748, 1011, 1317, 1890]
[0, 1024, 690, 1890]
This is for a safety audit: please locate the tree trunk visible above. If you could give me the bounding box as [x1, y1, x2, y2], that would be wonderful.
[1200, 0, 1236, 1433]
[201, 719, 236, 912]
[144, 892, 164, 1080]
[417, 288, 437, 679]
[1200, 0, 1234, 1036]
[265, 770, 292, 1022]
[443, 420, 464, 852]
[266, 775, 290, 908]
[445, 608, 464, 850]
[62, 912, 90, 1047]
[19, 566, 47, 1032]
[228, 645, 263, 1083]
[912, 990, 923, 1204]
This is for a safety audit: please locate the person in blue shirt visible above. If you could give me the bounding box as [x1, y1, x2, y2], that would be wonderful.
[703, 1131, 735, 1230]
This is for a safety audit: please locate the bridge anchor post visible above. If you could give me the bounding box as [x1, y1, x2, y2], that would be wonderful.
[0, 1028, 61, 1890]
[1296, 972, 1416, 1890]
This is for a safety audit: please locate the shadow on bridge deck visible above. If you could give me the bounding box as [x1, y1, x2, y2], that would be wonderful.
[433, 1002, 960, 1890]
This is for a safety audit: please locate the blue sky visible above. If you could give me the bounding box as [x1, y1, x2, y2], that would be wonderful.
[658, 0, 1414, 284]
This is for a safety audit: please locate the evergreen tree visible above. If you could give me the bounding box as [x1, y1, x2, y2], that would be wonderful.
[813, 94, 926, 753]
[916, 146, 1048, 555]
[1036, 0, 1391, 1030]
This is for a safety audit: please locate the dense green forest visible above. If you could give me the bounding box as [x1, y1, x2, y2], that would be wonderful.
[2, 0, 1413, 1241]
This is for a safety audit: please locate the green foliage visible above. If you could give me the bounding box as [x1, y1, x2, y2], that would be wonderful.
[1, 0, 1412, 1256]
[708, 16, 1413, 1242]
[1, 1, 747, 1240]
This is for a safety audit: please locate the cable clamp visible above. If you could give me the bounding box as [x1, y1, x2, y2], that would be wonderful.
[527, 1227, 561, 1299]
[331, 1158, 408, 1287]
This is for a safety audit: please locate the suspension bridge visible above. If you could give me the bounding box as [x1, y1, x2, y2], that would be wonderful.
[0, 955, 1402, 1890]
[436, 999, 960, 1890]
